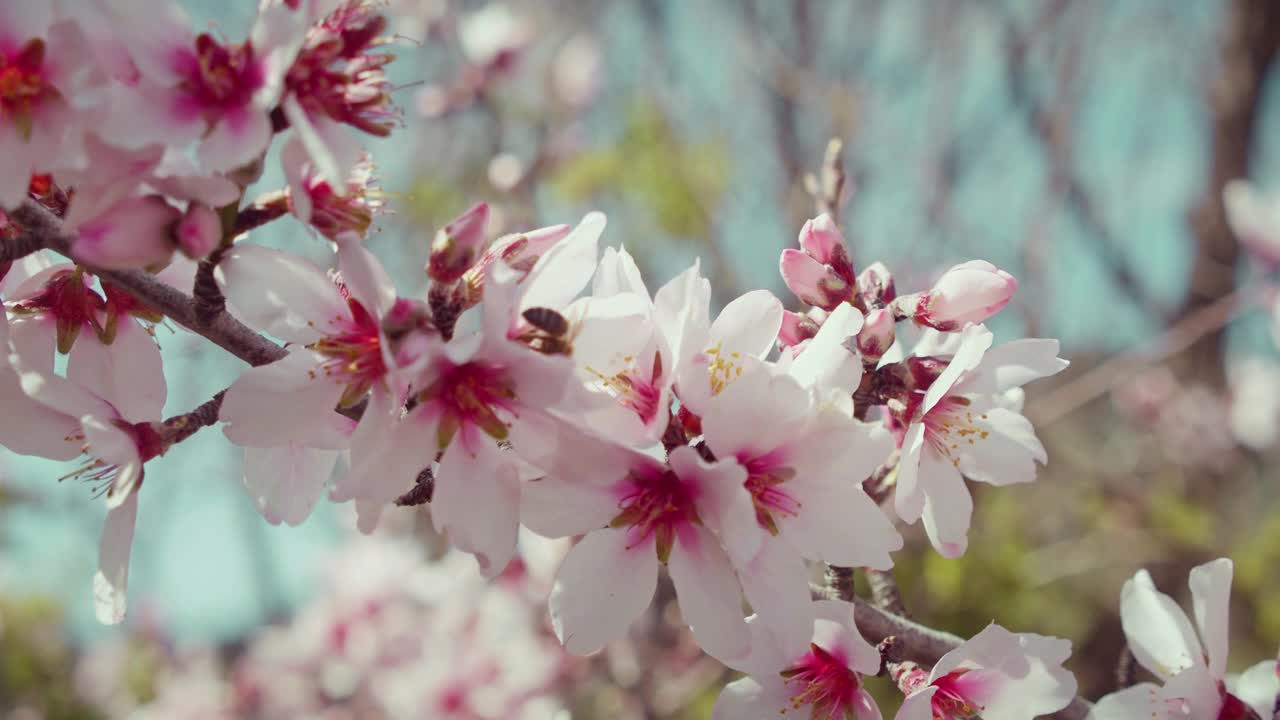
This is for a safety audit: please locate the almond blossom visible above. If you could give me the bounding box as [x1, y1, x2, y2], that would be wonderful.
[1089, 558, 1270, 720]
[95, 0, 305, 172]
[700, 360, 900, 655]
[215, 242, 426, 527]
[332, 213, 605, 572]
[518, 423, 754, 660]
[894, 323, 1067, 557]
[780, 213, 857, 311]
[711, 600, 882, 720]
[4, 309, 169, 624]
[891, 624, 1076, 720]
[0, 5, 95, 207]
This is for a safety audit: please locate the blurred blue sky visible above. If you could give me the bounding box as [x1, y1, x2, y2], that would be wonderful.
[3, 0, 1280, 645]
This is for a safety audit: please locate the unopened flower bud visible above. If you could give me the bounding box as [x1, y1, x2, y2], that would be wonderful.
[174, 204, 221, 259]
[72, 195, 182, 271]
[428, 202, 490, 284]
[906, 355, 949, 393]
[857, 261, 895, 309]
[781, 214, 857, 311]
[856, 309, 895, 361]
[914, 260, 1016, 331]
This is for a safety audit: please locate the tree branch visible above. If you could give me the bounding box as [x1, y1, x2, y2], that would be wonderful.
[9, 201, 288, 368]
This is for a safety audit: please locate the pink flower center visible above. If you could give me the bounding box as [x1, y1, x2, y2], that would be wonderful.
[929, 670, 982, 719]
[63, 421, 165, 498]
[1216, 691, 1256, 720]
[11, 269, 106, 354]
[417, 360, 517, 449]
[287, 2, 397, 136]
[779, 643, 864, 719]
[589, 352, 664, 426]
[308, 298, 387, 407]
[610, 466, 699, 563]
[0, 38, 50, 124]
[923, 397, 989, 466]
[178, 34, 263, 111]
[741, 454, 799, 535]
[299, 160, 382, 241]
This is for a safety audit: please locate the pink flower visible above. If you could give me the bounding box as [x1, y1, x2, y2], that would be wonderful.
[700, 363, 899, 654]
[712, 600, 882, 720]
[518, 423, 753, 659]
[912, 260, 1017, 332]
[281, 133, 385, 244]
[1090, 559, 1270, 720]
[70, 195, 184, 270]
[892, 624, 1076, 720]
[779, 213, 856, 311]
[96, 1, 304, 171]
[5, 313, 169, 624]
[894, 324, 1067, 557]
[458, 223, 573, 309]
[216, 243, 417, 526]
[0, 6, 91, 207]
[333, 214, 605, 571]
[427, 202, 491, 284]
[1224, 180, 1280, 267]
[276, 1, 397, 189]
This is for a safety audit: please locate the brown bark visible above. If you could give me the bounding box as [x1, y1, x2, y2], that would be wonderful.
[1183, 0, 1280, 386]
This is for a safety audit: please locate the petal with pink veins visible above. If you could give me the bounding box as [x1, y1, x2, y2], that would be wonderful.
[243, 444, 340, 526]
[518, 212, 605, 314]
[431, 439, 521, 578]
[93, 491, 139, 625]
[549, 526, 659, 655]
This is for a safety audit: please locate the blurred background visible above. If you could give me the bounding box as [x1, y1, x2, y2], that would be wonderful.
[3, 0, 1280, 717]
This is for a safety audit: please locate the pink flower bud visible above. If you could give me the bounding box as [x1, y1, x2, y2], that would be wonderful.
[914, 260, 1016, 331]
[856, 308, 895, 360]
[175, 204, 221, 259]
[779, 248, 853, 311]
[798, 213, 848, 269]
[428, 202, 490, 284]
[71, 196, 182, 271]
[857, 261, 895, 308]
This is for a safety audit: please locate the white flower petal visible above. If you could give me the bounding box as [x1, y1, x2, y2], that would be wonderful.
[1188, 558, 1233, 679]
[549, 526, 658, 655]
[243, 444, 340, 526]
[431, 439, 521, 578]
[667, 523, 750, 662]
[215, 245, 348, 344]
[94, 492, 139, 625]
[67, 320, 165, 422]
[1120, 570, 1203, 680]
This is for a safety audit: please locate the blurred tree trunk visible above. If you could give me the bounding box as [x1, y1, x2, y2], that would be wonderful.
[1182, 0, 1280, 387]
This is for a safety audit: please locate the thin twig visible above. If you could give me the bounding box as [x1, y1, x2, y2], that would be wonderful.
[806, 138, 847, 224]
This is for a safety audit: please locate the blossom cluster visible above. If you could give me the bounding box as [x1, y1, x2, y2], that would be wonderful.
[1, 2, 1276, 719]
[74, 531, 572, 719]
